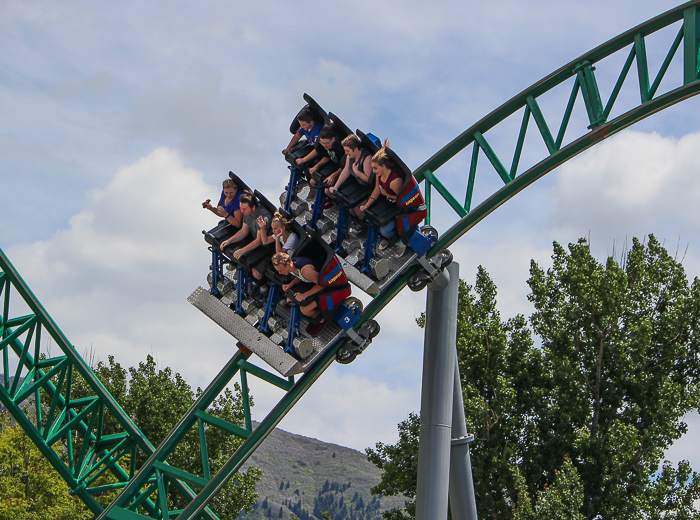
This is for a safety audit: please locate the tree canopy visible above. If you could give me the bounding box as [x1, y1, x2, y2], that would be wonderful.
[368, 235, 700, 520]
[71, 354, 262, 518]
[1, 354, 261, 519]
[0, 411, 91, 520]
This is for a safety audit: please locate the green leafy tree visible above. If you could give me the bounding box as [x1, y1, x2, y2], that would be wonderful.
[0, 412, 90, 520]
[528, 236, 700, 519]
[513, 455, 584, 520]
[643, 460, 700, 519]
[366, 413, 419, 520]
[368, 235, 700, 519]
[70, 354, 262, 518]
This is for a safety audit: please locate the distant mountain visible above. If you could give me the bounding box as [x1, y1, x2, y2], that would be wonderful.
[238, 424, 404, 520]
[0, 377, 404, 519]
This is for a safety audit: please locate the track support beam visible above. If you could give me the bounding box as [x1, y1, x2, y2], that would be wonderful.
[416, 262, 478, 520]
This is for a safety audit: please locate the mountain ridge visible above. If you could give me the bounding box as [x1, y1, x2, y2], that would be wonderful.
[238, 422, 403, 520]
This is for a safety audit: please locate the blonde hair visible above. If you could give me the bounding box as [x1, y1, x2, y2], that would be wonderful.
[272, 211, 291, 225]
[371, 139, 394, 168]
[222, 179, 237, 189]
[271, 252, 292, 266]
[271, 211, 294, 233]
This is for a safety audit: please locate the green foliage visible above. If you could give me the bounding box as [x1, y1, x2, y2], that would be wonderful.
[368, 235, 700, 520]
[528, 236, 700, 519]
[0, 412, 90, 520]
[70, 354, 262, 518]
[513, 456, 584, 520]
[366, 414, 419, 520]
[644, 460, 700, 519]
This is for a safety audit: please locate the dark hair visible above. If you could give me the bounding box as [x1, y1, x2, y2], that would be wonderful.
[239, 190, 257, 208]
[297, 108, 315, 124]
[319, 125, 334, 140]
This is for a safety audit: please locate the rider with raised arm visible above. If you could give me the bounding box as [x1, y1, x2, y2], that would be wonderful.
[202, 178, 242, 228]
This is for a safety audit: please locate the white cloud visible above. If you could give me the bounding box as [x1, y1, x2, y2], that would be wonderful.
[540, 131, 700, 281]
[275, 367, 421, 451]
[549, 131, 700, 238]
[6, 148, 237, 390]
[3, 0, 700, 476]
[665, 411, 700, 466]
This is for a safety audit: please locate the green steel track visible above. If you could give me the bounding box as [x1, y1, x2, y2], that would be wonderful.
[1, 1, 699, 518]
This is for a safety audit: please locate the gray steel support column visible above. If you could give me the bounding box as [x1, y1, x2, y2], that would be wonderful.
[416, 262, 460, 520]
[450, 357, 479, 520]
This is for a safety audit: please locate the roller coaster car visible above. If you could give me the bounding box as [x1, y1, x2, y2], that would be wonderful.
[281, 132, 439, 295]
[220, 190, 278, 314]
[262, 227, 352, 327]
[354, 144, 453, 292]
[188, 226, 379, 376]
[358, 147, 430, 276]
[327, 130, 379, 253]
[234, 190, 277, 270]
[303, 112, 355, 232]
[308, 112, 353, 186]
[202, 172, 255, 298]
[266, 226, 379, 366]
[283, 95, 332, 210]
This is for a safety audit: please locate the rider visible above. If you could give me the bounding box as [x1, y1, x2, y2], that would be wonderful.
[282, 108, 324, 156]
[358, 140, 425, 251]
[202, 178, 242, 228]
[220, 191, 272, 260]
[271, 252, 338, 336]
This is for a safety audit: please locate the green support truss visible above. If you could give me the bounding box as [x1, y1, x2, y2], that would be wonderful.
[1, 1, 699, 519]
[417, 0, 700, 256]
[0, 249, 220, 520]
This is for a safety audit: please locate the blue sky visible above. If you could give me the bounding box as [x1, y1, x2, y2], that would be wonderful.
[2, 0, 700, 474]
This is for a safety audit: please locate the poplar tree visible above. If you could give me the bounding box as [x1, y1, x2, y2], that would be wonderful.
[368, 235, 700, 519]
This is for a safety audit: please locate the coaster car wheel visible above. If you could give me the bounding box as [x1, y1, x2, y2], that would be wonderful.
[359, 319, 380, 339]
[420, 225, 439, 240]
[335, 345, 358, 364]
[434, 249, 453, 270]
[408, 272, 430, 292]
[345, 297, 364, 313]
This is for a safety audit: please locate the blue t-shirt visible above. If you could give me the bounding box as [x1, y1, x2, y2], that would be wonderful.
[296, 121, 323, 144]
[218, 190, 241, 216]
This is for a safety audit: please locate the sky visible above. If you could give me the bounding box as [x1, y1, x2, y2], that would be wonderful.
[2, 0, 700, 476]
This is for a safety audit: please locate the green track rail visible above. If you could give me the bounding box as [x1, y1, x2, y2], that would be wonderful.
[0, 249, 219, 520]
[418, 0, 700, 255]
[2, 2, 699, 519]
